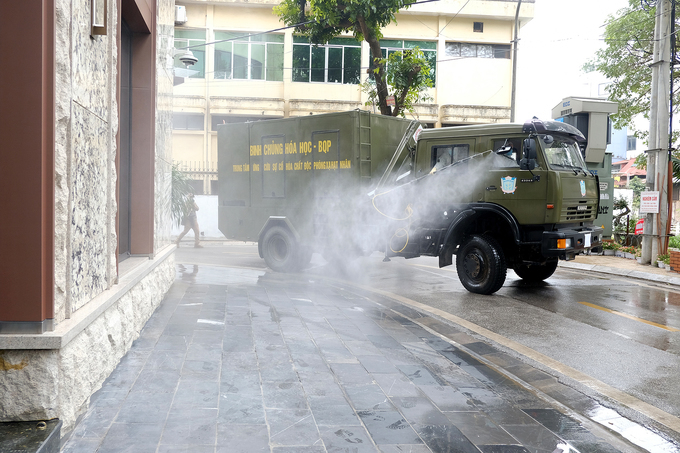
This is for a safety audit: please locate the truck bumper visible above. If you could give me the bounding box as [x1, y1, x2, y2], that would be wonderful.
[541, 226, 604, 261]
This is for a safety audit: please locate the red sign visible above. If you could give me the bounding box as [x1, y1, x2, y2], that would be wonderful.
[635, 218, 644, 235]
[386, 95, 395, 106]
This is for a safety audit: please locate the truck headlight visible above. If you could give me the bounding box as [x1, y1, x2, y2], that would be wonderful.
[557, 238, 572, 249]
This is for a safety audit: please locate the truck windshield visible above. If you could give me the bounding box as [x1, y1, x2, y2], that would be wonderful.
[541, 135, 587, 172]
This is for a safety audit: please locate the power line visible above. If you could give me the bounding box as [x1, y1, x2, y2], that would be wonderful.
[178, 0, 441, 50]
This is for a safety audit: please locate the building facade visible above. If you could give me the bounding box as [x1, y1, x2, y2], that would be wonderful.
[0, 0, 175, 435]
[172, 0, 535, 194]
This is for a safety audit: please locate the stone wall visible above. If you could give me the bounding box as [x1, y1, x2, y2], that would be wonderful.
[0, 0, 176, 436]
[0, 251, 175, 434]
[54, 0, 119, 322]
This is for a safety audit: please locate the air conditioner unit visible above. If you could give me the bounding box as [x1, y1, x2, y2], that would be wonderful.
[175, 5, 187, 25]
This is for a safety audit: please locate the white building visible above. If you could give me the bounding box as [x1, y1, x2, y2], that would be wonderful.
[172, 0, 535, 194]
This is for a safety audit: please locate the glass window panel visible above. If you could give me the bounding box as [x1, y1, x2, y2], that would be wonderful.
[327, 47, 342, 83]
[311, 46, 325, 82]
[445, 42, 460, 57]
[186, 114, 204, 130]
[233, 43, 249, 79]
[175, 29, 205, 39]
[251, 43, 265, 80]
[266, 43, 284, 81]
[405, 40, 435, 50]
[292, 45, 310, 82]
[293, 35, 309, 43]
[190, 49, 205, 78]
[249, 33, 267, 42]
[343, 47, 361, 84]
[380, 39, 403, 48]
[461, 43, 476, 57]
[266, 34, 285, 43]
[424, 50, 436, 84]
[329, 37, 359, 46]
[214, 49, 232, 79]
[477, 45, 493, 58]
[493, 44, 511, 59]
[214, 31, 240, 43]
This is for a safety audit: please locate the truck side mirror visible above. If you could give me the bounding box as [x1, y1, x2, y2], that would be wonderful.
[519, 158, 536, 171]
[523, 138, 537, 160]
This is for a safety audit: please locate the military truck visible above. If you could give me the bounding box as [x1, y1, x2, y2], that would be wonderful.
[218, 111, 602, 294]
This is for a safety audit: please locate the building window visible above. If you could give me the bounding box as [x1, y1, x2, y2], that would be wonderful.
[445, 42, 511, 59]
[627, 135, 637, 151]
[173, 113, 205, 130]
[474, 22, 484, 33]
[175, 29, 206, 78]
[293, 37, 361, 84]
[214, 31, 284, 81]
[374, 39, 437, 84]
[210, 115, 281, 131]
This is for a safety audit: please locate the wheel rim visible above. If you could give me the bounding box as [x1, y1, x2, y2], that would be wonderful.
[463, 248, 488, 282]
[268, 236, 288, 262]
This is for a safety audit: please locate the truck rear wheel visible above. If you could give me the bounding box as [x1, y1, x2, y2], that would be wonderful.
[261, 226, 300, 272]
[456, 235, 507, 295]
[513, 259, 558, 282]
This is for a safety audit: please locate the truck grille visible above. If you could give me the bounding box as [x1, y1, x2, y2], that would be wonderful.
[562, 202, 595, 221]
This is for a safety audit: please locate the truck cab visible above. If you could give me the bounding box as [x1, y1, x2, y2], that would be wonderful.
[376, 117, 603, 294]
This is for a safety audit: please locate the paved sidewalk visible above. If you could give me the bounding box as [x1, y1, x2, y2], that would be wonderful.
[60, 263, 643, 453]
[560, 254, 680, 288]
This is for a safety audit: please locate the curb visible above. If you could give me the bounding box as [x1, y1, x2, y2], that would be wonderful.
[558, 260, 680, 288]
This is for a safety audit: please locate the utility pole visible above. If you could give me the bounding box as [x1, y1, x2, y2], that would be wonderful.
[510, 0, 522, 123]
[642, 0, 671, 264]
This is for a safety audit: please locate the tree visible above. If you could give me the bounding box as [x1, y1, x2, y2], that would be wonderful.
[360, 48, 433, 117]
[629, 175, 647, 211]
[171, 165, 194, 228]
[587, 0, 680, 138]
[588, 0, 680, 177]
[274, 0, 432, 117]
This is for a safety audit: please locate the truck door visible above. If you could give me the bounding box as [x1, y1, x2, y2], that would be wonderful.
[484, 137, 548, 225]
[386, 139, 476, 258]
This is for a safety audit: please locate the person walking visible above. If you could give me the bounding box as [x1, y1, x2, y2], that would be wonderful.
[176, 193, 202, 248]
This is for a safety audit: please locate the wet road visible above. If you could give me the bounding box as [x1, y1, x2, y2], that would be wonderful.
[177, 243, 680, 447]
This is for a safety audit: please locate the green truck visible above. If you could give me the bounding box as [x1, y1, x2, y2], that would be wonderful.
[218, 111, 602, 294]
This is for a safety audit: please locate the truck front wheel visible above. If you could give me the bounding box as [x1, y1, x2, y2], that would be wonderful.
[513, 259, 558, 282]
[262, 226, 300, 272]
[456, 235, 507, 295]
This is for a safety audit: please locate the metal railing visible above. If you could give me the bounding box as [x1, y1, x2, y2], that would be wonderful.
[174, 160, 218, 195]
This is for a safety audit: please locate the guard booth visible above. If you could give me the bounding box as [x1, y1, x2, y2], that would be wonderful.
[552, 97, 618, 238]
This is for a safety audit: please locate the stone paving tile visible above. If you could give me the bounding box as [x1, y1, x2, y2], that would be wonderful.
[413, 423, 480, 453]
[97, 422, 164, 453]
[59, 264, 641, 453]
[216, 423, 269, 452]
[446, 411, 519, 445]
[357, 409, 422, 445]
[318, 426, 378, 452]
[372, 372, 423, 398]
[267, 408, 321, 447]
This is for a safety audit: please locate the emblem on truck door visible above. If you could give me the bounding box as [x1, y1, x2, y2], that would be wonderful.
[501, 176, 517, 194]
[580, 180, 586, 197]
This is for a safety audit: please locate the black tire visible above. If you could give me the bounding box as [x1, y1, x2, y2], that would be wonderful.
[513, 259, 558, 282]
[261, 226, 300, 272]
[456, 234, 507, 295]
[298, 247, 313, 269]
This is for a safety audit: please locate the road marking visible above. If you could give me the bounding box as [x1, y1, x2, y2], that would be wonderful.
[579, 301, 680, 332]
[344, 282, 680, 435]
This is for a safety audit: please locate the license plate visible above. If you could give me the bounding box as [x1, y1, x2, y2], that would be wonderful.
[585, 233, 591, 247]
